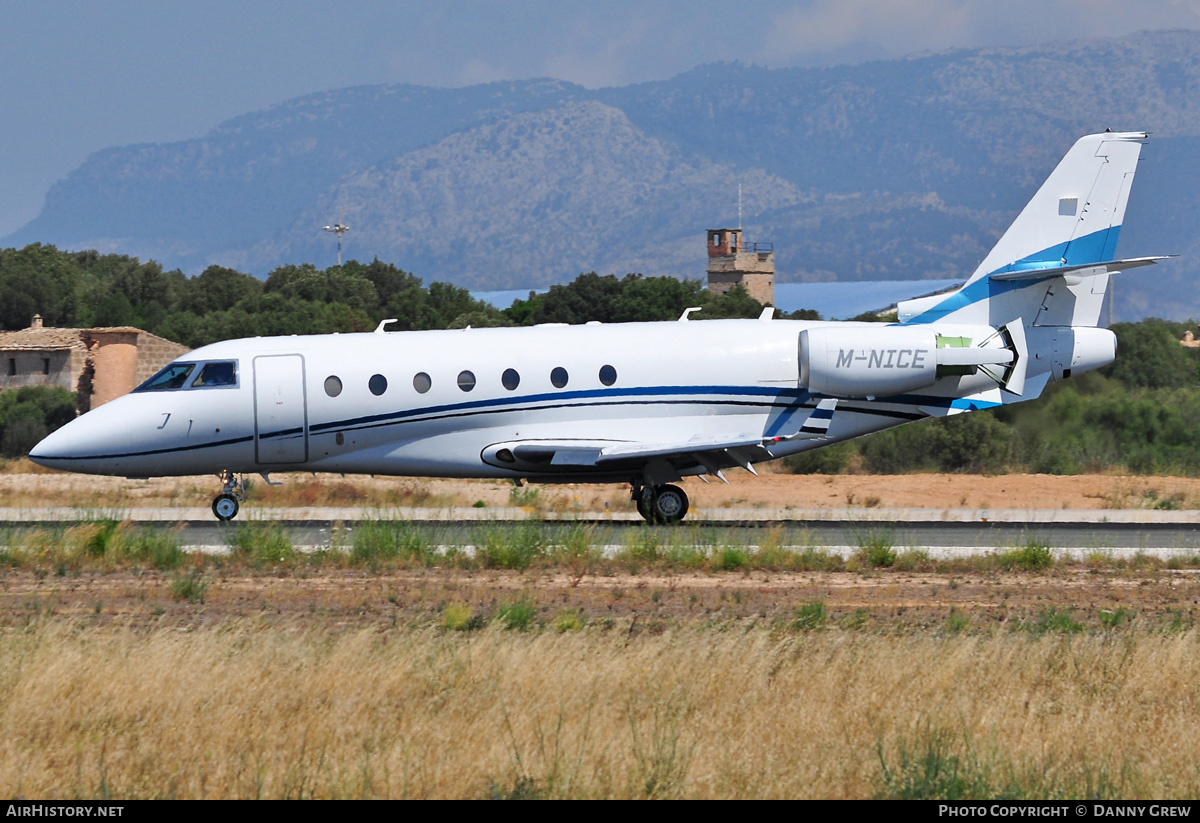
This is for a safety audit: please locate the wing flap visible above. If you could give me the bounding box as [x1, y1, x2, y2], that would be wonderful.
[595, 433, 764, 463]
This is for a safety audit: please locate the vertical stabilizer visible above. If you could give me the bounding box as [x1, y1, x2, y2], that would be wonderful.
[971, 131, 1143, 280]
[900, 131, 1146, 326]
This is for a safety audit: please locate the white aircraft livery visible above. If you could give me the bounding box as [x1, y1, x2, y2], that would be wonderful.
[29, 131, 1169, 523]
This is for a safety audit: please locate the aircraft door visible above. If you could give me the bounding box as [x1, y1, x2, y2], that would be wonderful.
[253, 354, 309, 464]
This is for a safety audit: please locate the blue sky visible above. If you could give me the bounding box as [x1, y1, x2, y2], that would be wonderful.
[3, 0, 1199, 236]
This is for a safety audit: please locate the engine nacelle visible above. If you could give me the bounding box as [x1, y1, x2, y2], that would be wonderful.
[1046, 325, 1116, 380]
[800, 326, 938, 398]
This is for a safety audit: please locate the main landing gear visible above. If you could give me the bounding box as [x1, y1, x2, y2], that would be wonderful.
[633, 483, 689, 525]
[212, 470, 245, 521]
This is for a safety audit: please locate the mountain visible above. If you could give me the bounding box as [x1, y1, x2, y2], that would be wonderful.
[7, 30, 1200, 318]
[8, 80, 586, 269]
[219, 101, 808, 289]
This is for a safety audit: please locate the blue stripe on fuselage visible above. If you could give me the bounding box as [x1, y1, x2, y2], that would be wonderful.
[40, 382, 989, 464]
[904, 226, 1119, 324]
[309, 384, 808, 435]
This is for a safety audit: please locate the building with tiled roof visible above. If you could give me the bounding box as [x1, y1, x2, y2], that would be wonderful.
[0, 315, 190, 412]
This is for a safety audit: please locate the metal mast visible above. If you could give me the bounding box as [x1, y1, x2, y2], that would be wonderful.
[323, 221, 350, 266]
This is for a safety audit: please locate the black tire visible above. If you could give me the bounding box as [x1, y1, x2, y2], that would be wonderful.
[212, 493, 240, 521]
[651, 484, 689, 525]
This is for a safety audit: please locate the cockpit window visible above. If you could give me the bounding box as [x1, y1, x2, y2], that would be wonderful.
[191, 361, 238, 388]
[134, 363, 196, 392]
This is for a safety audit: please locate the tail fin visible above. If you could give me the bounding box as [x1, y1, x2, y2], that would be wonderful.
[900, 131, 1150, 326]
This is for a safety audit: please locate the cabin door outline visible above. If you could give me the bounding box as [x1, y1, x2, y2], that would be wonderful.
[253, 354, 309, 464]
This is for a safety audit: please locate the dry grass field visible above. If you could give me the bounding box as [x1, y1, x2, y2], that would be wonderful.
[4, 619, 1200, 799]
[3, 470, 1200, 799]
[4, 551, 1200, 797]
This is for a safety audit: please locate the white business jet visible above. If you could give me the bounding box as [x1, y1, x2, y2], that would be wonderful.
[30, 131, 1169, 524]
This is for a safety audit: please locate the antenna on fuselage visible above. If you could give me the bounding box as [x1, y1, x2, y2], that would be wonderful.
[323, 209, 350, 266]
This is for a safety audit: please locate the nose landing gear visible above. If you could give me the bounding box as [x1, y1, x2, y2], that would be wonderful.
[212, 470, 245, 521]
[632, 483, 689, 525]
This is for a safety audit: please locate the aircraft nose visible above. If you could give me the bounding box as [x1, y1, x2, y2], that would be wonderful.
[28, 422, 76, 468]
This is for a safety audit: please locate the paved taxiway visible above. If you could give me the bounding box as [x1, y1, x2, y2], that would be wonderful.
[1, 506, 1198, 557]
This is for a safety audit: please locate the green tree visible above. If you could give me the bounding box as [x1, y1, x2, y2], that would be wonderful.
[506, 273, 776, 325]
[183, 265, 263, 315]
[0, 386, 77, 457]
[0, 244, 82, 329]
[1101, 319, 1200, 389]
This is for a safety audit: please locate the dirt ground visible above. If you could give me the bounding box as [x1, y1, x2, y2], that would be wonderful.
[4, 565, 1199, 633]
[2, 462, 1199, 511]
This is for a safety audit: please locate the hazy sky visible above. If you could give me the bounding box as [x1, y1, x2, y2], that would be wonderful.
[3, 0, 1199, 236]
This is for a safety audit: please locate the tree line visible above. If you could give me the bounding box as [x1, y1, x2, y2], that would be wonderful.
[0, 244, 803, 348]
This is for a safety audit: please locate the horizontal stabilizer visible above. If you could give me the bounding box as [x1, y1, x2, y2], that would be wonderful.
[989, 256, 1171, 283]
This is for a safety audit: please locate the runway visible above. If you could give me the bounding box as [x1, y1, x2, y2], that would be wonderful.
[2, 506, 1199, 557]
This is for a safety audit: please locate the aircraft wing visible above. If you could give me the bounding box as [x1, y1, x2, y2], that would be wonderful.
[496, 401, 839, 483]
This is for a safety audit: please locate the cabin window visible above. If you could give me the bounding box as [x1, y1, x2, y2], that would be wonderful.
[550, 367, 568, 388]
[501, 368, 520, 391]
[134, 363, 196, 392]
[457, 370, 476, 392]
[191, 361, 238, 388]
[6, 359, 14, 377]
[599, 364, 617, 386]
[413, 372, 432, 393]
[324, 376, 343, 397]
[42, 358, 50, 376]
[369, 374, 388, 396]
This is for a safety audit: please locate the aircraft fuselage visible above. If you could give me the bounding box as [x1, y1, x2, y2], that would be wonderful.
[29, 317, 1042, 483]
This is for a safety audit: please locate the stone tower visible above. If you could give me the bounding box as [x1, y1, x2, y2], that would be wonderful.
[705, 228, 774, 305]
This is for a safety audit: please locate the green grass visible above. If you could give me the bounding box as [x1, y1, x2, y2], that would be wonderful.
[996, 541, 1055, 571]
[475, 522, 547, 570]
[792, 600, 827, 631]
[496, 597, 538, 631]
[351, 520, 434, 567]
[84, 520, 123, 558]
[226, 523, 297, 567]
[170, 569, 208, 603]
[554, 611, 585, 632]
[854, 530, 897, 569]
[1099, 607, 1134, 629]
[713, 546, 749, 571]
[1027, 607, 1084, 635]
[124, 530, 186, 570]
[945, 609, 969, 635]
[875, 725, 1140, 800]
[442, 601, 483, 631]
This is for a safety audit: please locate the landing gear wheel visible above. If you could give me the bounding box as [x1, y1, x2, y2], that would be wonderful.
[651, 484, 689, 525]
[213, 470, 247, 522]
[212, 493, 240, 521]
